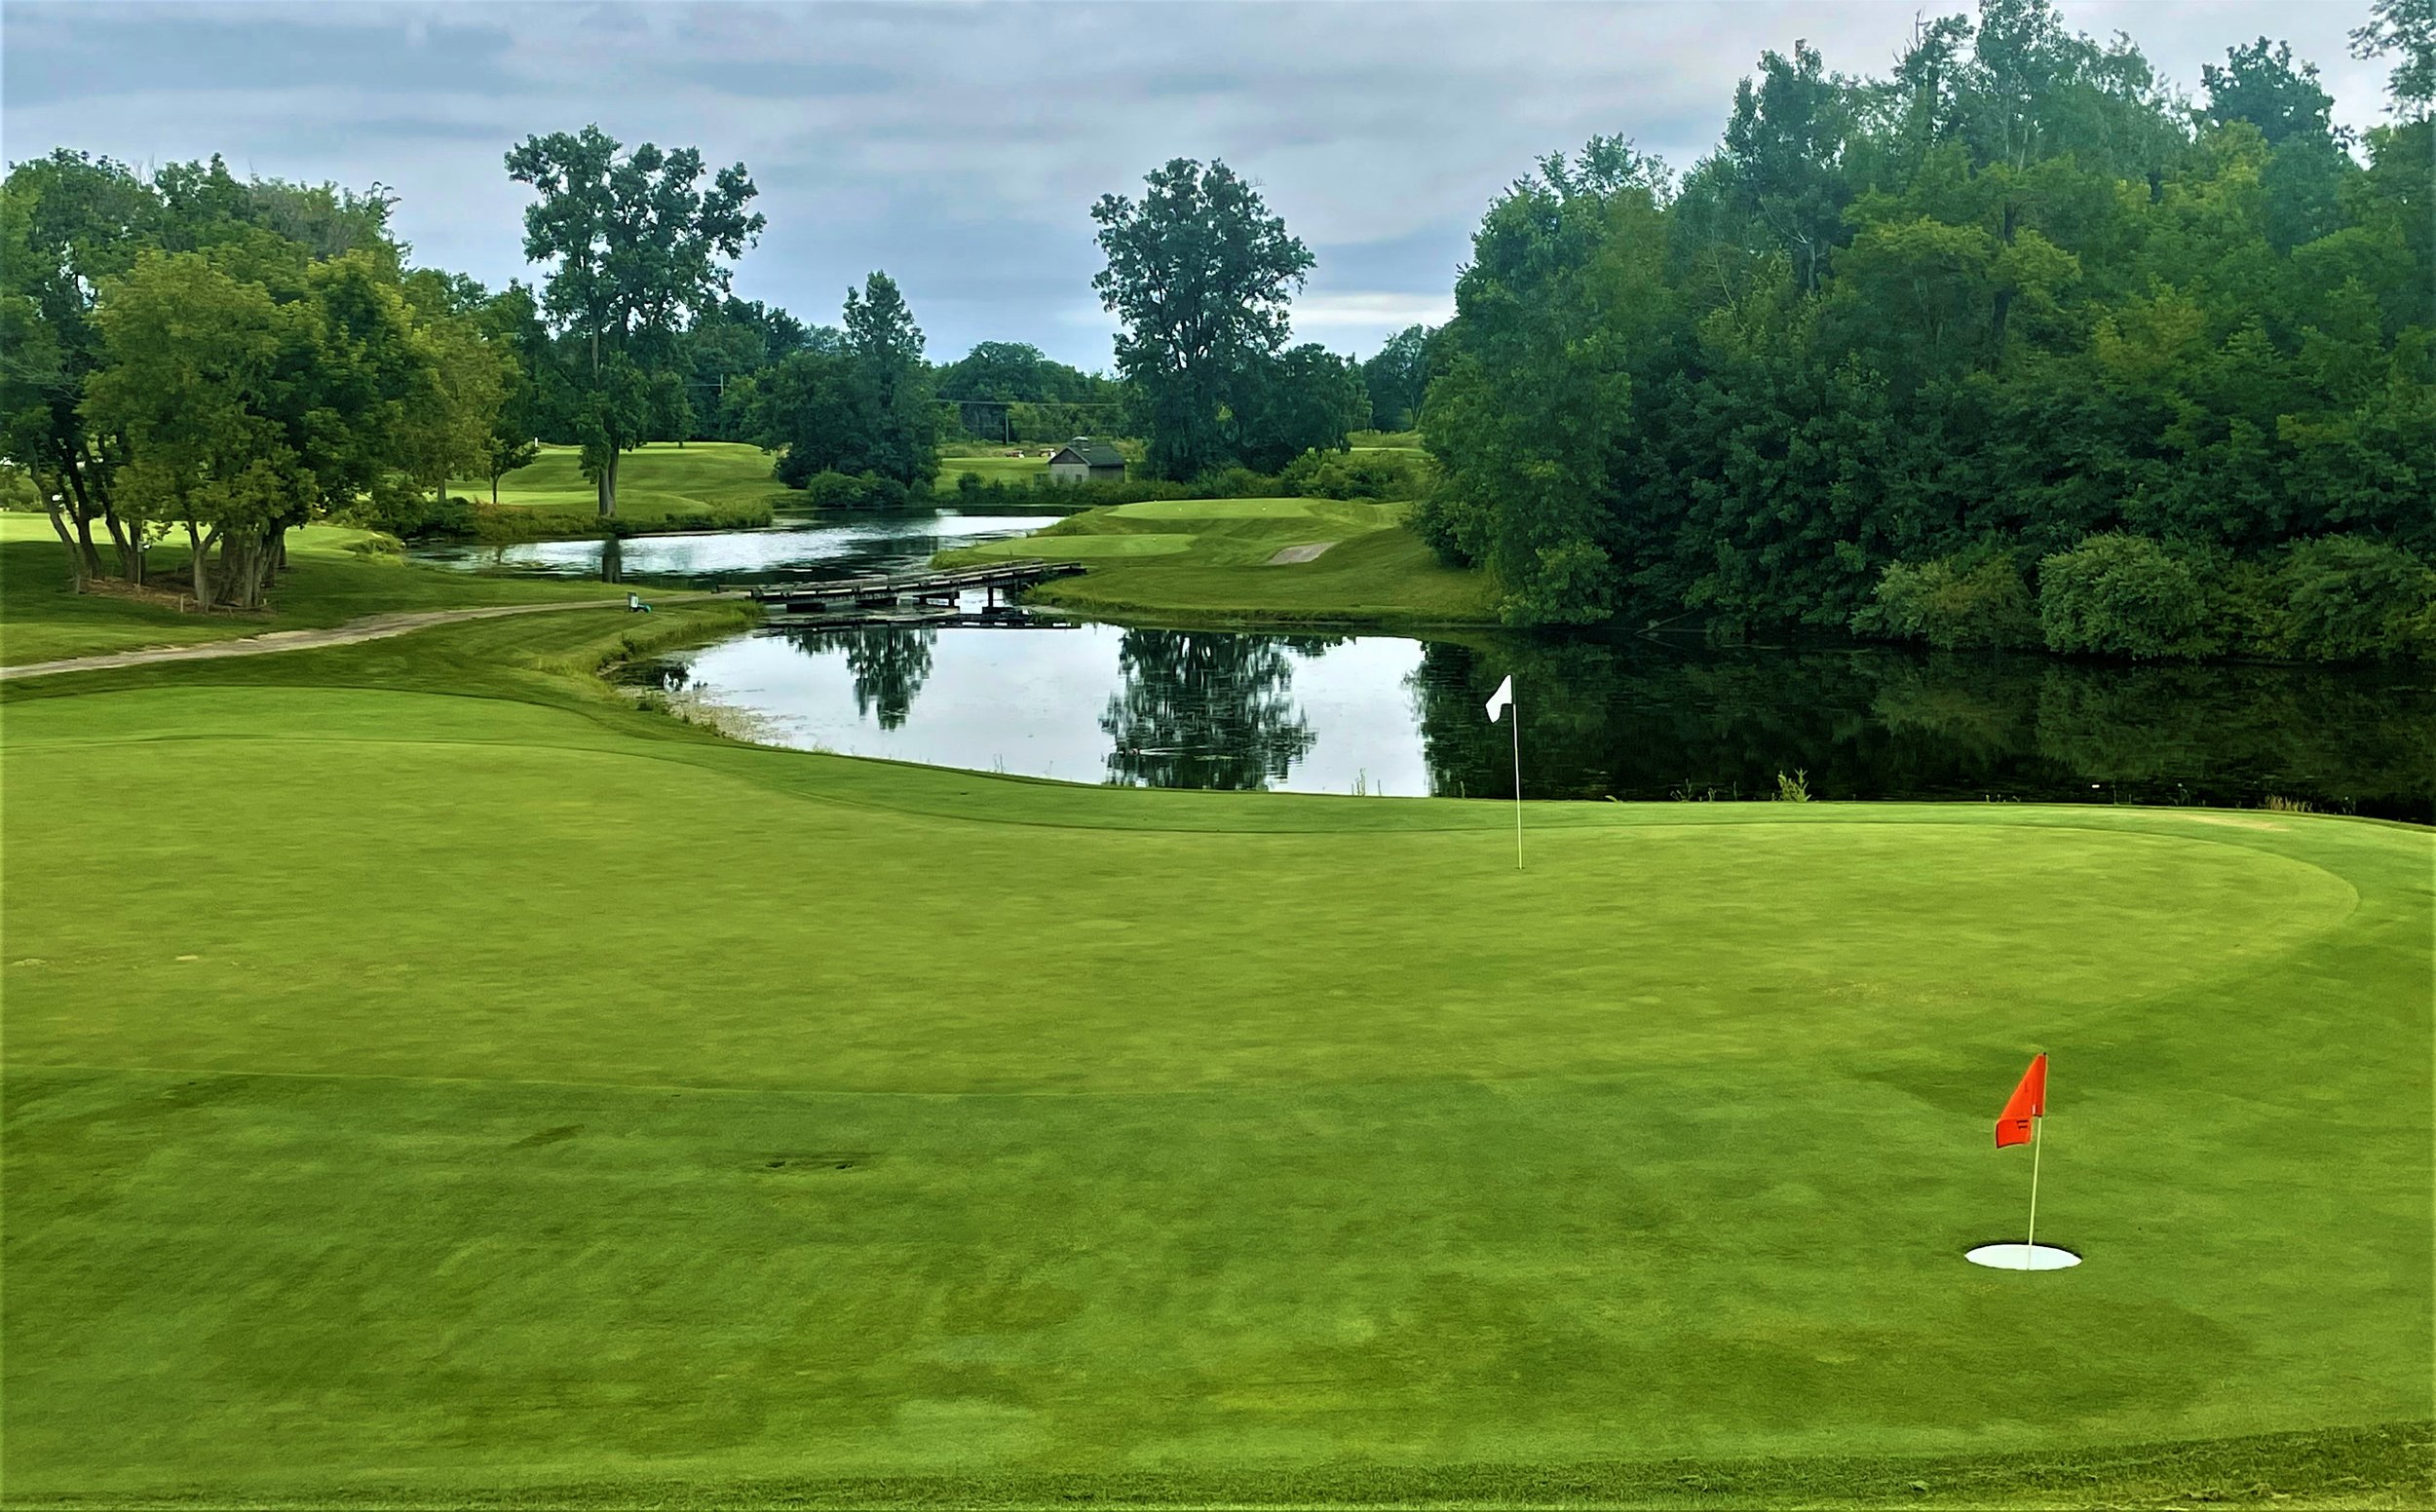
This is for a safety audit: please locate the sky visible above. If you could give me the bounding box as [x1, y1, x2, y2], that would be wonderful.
[2, 1, 2399, 371]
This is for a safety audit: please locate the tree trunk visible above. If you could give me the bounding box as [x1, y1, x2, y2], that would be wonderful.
[214, 529, 277, 610]
[101, 509, 143, 586]
[598, 447, 620, 518]
[50, 452, 105, 584]
[186, 521, 215, 611]
[44, 503, 91, 592]
[74, 511, 103, 577]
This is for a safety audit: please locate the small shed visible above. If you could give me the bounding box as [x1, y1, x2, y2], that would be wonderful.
[1046, 437, 1127, 486]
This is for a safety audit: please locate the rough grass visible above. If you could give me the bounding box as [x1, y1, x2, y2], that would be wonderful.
[0, 513, 623, 667]
[939, 497, 1497, 624]
[455, 442, 787, 539]
[0, 609, 2426, 1508]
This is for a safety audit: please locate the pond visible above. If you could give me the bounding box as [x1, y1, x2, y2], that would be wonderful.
[406, 510, 1061, 588]
[419, 514, 2436, 820]
[637, 619, 2432, 821]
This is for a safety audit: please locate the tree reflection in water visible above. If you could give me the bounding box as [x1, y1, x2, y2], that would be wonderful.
[1101, 629, 1333, 789]
[1407, 635, 2436, 820]
[787, 626, 936, 731]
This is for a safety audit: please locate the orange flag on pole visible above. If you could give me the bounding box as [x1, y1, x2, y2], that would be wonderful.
[1995, 1053, 2047, 1148]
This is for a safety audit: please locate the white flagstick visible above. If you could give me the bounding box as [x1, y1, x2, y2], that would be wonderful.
[1509, 690, 1524, 871]
[2025, 1113, 2043, 1252]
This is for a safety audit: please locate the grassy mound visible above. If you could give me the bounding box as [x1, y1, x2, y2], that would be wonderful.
[0, 514, 625, 667]
[0, 612, 2426, 1507]
[455, 442, 788, 539]
[941, 497, 1497, 625]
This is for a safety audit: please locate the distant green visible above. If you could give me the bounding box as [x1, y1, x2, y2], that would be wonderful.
[453, 441, 788, 539]
[0, 513, 621, 667]
[0, 605, 2427, 1508]
[945, 496, 1498, 625]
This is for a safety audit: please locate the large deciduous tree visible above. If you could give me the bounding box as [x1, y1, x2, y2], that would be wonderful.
[504, 126, 762, 517]
[753, 273, 939, 492]
[1091, 159, 1313, 480]
[83, 248, 427, 609]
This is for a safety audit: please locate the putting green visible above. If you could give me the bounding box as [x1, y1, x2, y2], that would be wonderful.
[963, 531, 1195, 560]
[1, 654, 2427, 1507]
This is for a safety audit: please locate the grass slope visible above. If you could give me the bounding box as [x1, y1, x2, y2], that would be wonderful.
[455, 442, 789, 539]
[0, 514, 625, 667]
[942, 496, 1497, 624]
[0, 612, 2426, 1508]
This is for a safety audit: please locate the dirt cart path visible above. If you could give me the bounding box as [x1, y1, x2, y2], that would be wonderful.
[1, 593, 735, 682]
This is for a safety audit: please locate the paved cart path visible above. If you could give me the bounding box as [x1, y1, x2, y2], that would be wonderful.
[1, 593, 737, 682]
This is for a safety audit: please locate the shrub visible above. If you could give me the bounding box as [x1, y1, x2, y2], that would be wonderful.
[2037, 534, 2220, 660]
[1279, 447, 1431, 500]
[2266, 536, 2436, 662]
[335, 480, 477, 540]
[1407, 488, 1487, 567]
[799, 471, 911, 510]
[1502, 538, 1618, 625]
[1852, 553, 2039, 650]
[1776, 770, 1812, 802]
[1191, 465, 1276, 499]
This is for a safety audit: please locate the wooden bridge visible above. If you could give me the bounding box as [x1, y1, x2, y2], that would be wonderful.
[744, 559, 1084, 624]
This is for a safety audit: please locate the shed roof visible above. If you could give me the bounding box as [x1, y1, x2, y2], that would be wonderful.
[1049, 437, 1126, 468]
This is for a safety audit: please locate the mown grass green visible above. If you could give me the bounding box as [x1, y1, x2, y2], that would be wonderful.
[942, 496, 1497, 624]
[941, 452, 1055, 486]
[0, 605, 2426, 1508]
[0, 513, 623, 667]
[454, 441, 788, 539]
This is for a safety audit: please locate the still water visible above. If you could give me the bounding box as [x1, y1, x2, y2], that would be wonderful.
[408, 510, 1060, 588]
[645, 623, 2434, 819]
[416, 514, 2435, 820]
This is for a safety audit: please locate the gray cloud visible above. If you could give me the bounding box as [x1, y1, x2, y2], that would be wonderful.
[2, 1, 2395, 368]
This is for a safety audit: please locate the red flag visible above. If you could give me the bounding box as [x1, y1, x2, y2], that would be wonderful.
[1995, 1053, 2047, 1148]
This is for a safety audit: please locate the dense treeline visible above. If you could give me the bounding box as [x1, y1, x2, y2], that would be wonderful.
[1416, 0, 2435, 660]
[936, 342, 1128, 443]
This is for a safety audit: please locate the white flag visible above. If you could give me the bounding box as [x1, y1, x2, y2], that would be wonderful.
[1484, 675, 1513, 723]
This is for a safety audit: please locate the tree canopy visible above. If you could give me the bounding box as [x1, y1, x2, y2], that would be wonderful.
[1092, 159, 1315, 480]
[1415, 0, 2435, 657]
[3, 151, 506, 605]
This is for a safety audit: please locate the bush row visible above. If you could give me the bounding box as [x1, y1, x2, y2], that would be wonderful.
[1854, 534, 2436, 662]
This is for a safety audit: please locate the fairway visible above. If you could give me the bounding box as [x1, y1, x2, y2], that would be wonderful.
[1, 619, 2427, 1507]
[945, 497, 1498, 624]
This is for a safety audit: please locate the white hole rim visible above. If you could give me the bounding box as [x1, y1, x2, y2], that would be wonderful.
[1964, 1242, 2083, 1270]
